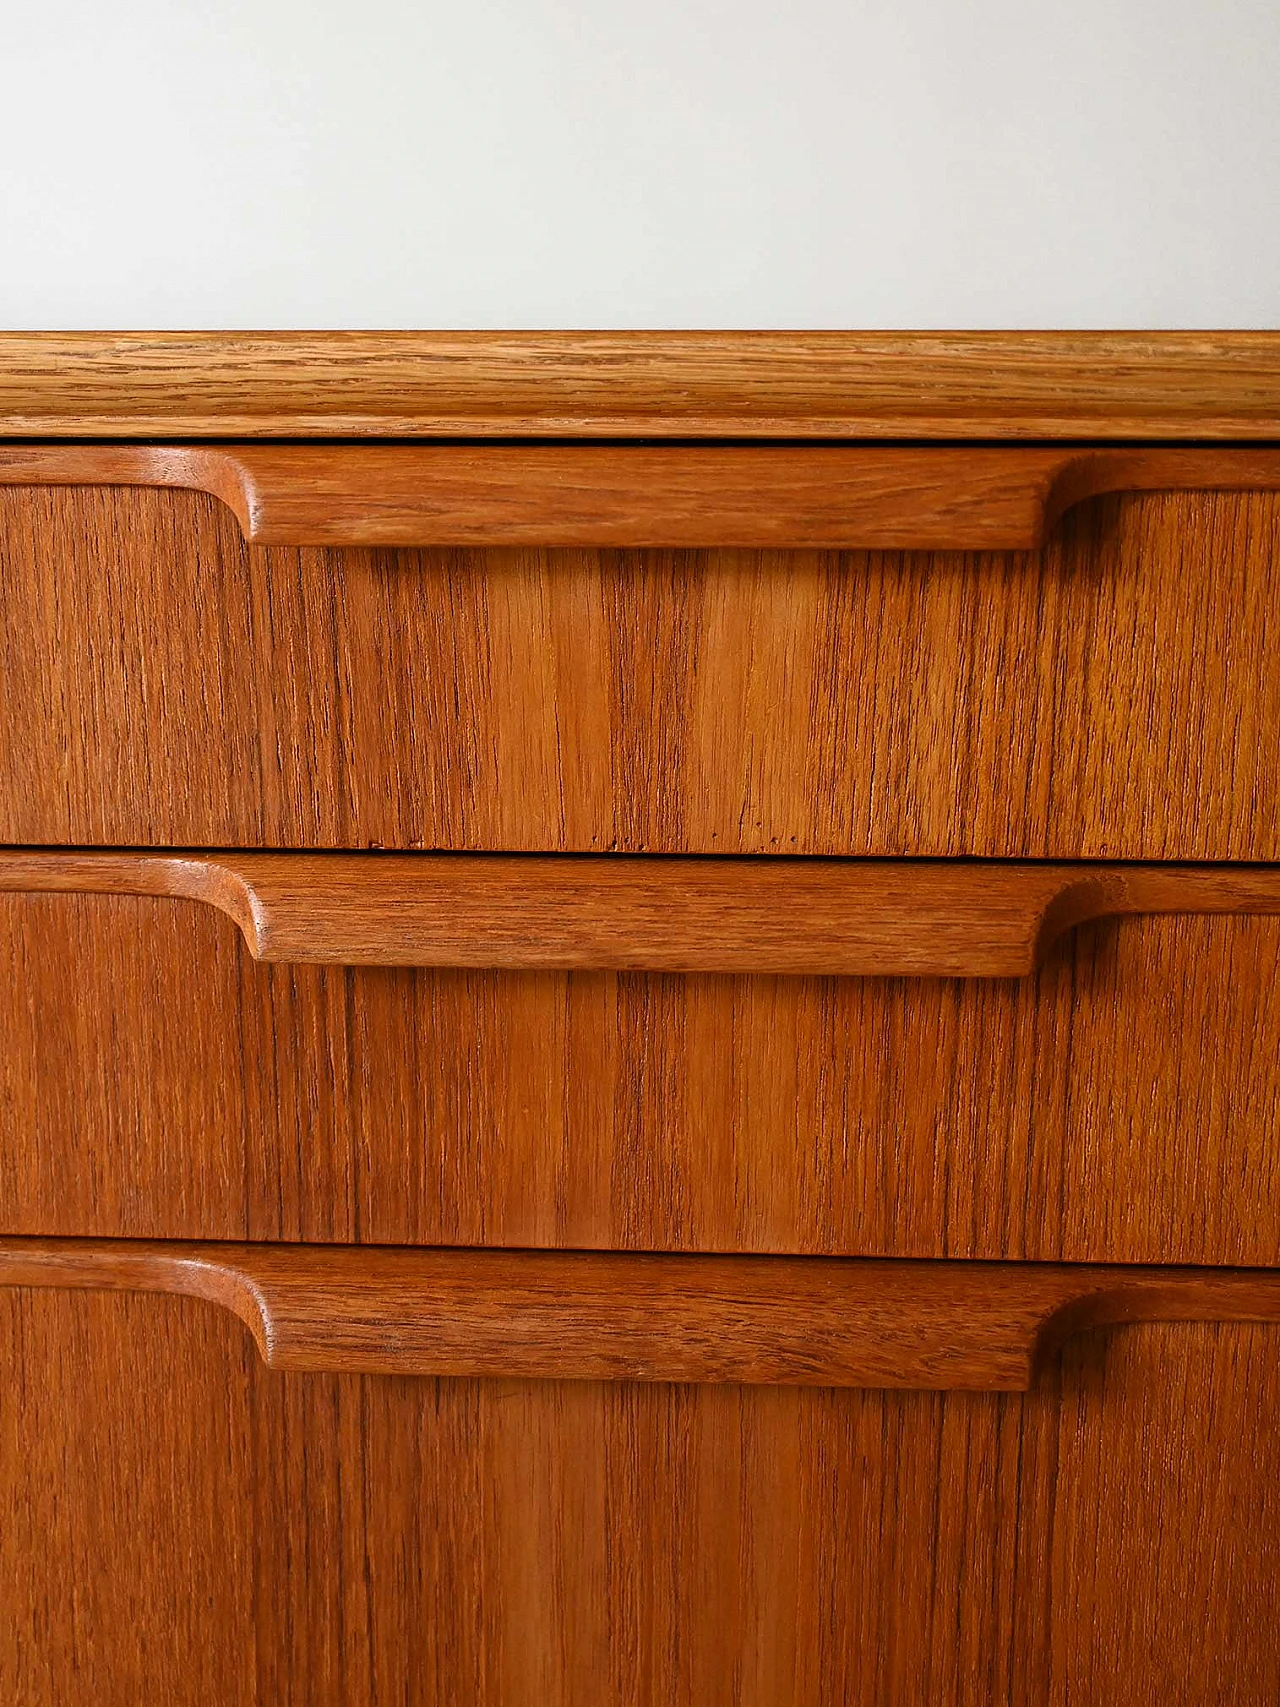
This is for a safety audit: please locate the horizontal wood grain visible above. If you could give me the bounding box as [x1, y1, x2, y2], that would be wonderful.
[4, 1238, 1280, 1390]
[5, 443, 1280, 548]
[3, 850, 1280, 976]
[3, 331, 1280, 439]
[5, 486, 1280, 859]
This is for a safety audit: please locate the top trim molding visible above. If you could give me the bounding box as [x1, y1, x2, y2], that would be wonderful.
[1, 332, 1279, 440]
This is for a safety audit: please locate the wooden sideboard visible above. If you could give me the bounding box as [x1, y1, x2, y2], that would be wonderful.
[2, 332, 1280, 1705]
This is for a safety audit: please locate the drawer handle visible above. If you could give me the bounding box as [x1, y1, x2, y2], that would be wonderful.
[2, 444, 1280, 549]
[3, 851, 1280, 977]
[2, 1239, 1279, 1390]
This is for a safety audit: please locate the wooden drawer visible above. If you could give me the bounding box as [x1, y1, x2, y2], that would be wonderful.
[4, 1272, 1280, 1705]
[5, 336, 1280, 1706]
[4, 853, 1279, 1264]
[2, 447, 1280, 858]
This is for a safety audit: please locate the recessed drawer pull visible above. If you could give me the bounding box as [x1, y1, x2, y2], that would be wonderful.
[3, 1239, 1279, 1390]
[4, 444, 1280, 549]
[3, 852, 1280, 977]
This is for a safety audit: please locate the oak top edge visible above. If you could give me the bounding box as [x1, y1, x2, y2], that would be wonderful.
[3, 332, 1280, 440]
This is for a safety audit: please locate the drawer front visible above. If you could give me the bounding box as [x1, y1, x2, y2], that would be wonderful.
[2, 480, 1280, 857]
[4, 885, 1279, 1264]
[6, 347, 1279, 1707]
[4, 1284, 1279, 1706]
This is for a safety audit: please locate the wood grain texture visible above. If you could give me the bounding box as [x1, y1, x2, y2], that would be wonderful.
[4, 894, 1280, 1264]
[5, 340, 1279, 1701]
[4, 486, 1280, 858]
[6, 443, 1280, 548]
[4, 1289, 1280, 1705]
[5, 849, 1280, 976]
[2, 331, 1280, 438]
[4, 1236, 1280, 1390]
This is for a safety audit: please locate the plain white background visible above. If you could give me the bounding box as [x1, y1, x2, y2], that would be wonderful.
[2, 0, 1278, 327]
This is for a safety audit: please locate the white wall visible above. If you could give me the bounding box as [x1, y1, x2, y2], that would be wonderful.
[2, 0, 1278, 328]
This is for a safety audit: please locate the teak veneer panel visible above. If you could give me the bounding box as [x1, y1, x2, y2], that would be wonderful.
[2, 334, 1280, 1701]
[4, 1237, 1280, 1390]
[4, 1290, 1280, 1704]
[6, 443, 1280, 548]
[5, 894, 1280, 1264]
[2, 331, 1280, 438]
[5, 849, 1280, 976]
[4, 486, 1280, 857]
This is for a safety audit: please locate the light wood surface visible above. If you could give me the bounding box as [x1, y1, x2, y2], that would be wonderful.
[4, 1289, 1280, 1705]
[4, 849, 1280, 975]
[5, 486, 1280, 859]
[5, 443, 1280, 548]
[4, 1237, 1280, 1390]
[5, 895, 1280, 1266]
[2, 331, 1280, 439]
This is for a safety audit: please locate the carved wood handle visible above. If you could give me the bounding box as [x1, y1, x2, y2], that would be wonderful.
[3, 852, 1280, 977]
[2, 444, 1280, 549]
[2, 1239, 1279, 1390]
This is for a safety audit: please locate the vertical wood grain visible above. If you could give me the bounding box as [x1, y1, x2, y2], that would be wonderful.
[4, 1291, 1278, 1705]
[4, 487, 1280, 856]
[3, 895, 1279, 1264]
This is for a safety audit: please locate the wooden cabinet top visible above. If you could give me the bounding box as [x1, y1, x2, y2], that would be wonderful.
[3, 331, 1280, 439]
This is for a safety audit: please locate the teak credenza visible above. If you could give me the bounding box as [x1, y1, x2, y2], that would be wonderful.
[3, 331, 1280, 1705]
